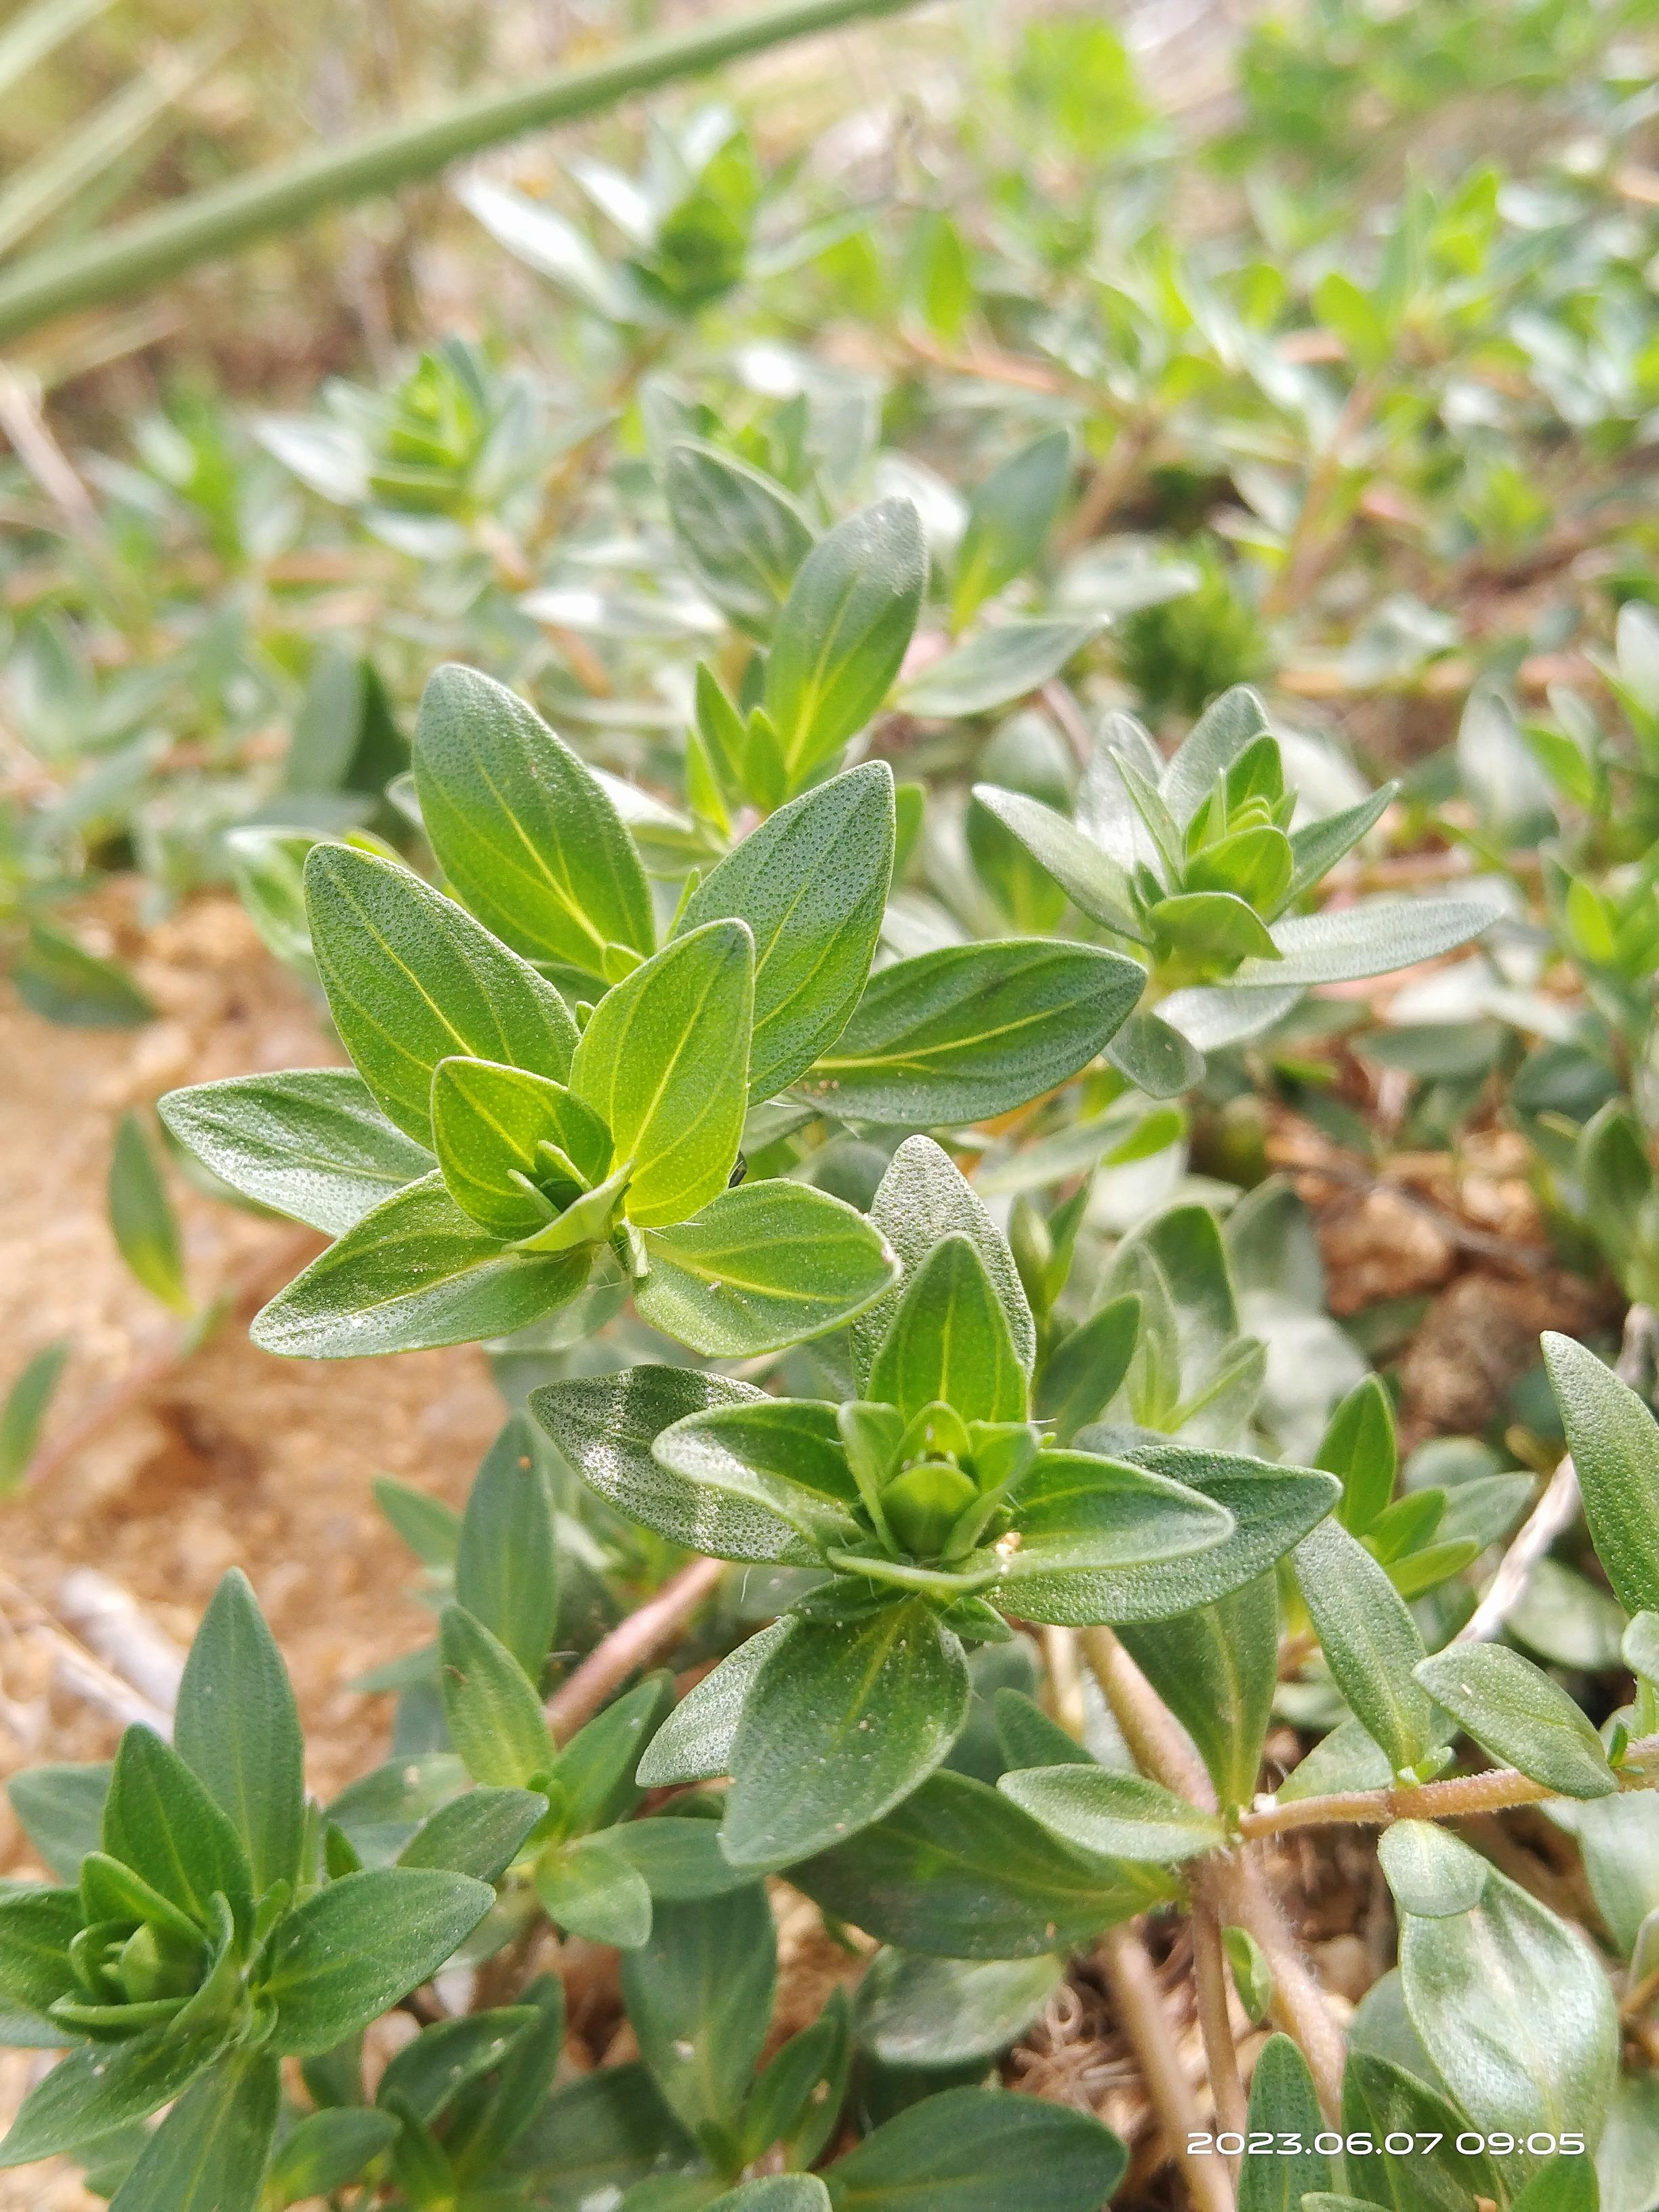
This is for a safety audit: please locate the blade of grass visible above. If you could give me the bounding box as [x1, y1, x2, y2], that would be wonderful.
[0, 0, 115, 106]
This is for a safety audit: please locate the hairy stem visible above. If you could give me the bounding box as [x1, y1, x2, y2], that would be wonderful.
[1189, 1896, 1249, 2164]
[545, 1555, 724, 1742]
[1239, 1734, 1659, 1837]
[1100, 1921, 1235, 2212]
[1080, 1626, 1347, 2118]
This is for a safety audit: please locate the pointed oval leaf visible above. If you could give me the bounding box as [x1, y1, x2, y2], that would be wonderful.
[249, 1171, 588, 1358]
[571, 919, 753, 1227]
[1293, 1517, 1433, 1776]
[103, 2051, 279, 2212]
[396, 1786, 547, 1882]
[678, 762, 895, 1100]
[764, 499, 926, 785]
[1544, 1330, 1659, 1616]
[855, 1135, 1035, 1383]
[535, 1833, 653, 1950]
[159, 1071, 434, 1235]
[634, 1179, 899, 1358]
[824, 2083, 1126, 2212]
[1120, 1575, 1278, 1811]
[413, 662, 654, 980]
[1414, 1643, 1615, 1800]
[430, 1057, 611, 1238]
[437, 1606, 552, 1789]
[1160, 687, 1271, 825]
[899, 617, 1103, 720]
[970, 784, 1144, 938]
[0, 2026, 229, 2171]
[102, 1725, 251, 1926]
[802, 940, 1144, 1128]
[304, 843, 578, 1144]
[991, 1451, 1234, 1622]
[868, 1233, 1027, 1425]
[636, 1620, 793, 1789]
[998, 1765, 1224, 1863]
[1231, 893, 1505, 989]
[722, 1601, 970, 1870]
[619, 1888, 777, 2140]
[663, 439, 816, 638]
[173, 1570, 304, 1897]
[854, 1950, 1063, 2069]
[455, 1418, 559, 1683]
[1239, 2034, 1329, 2212]
[264, 1867, 494, 2055]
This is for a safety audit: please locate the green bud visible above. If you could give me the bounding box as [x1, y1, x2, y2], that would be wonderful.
[882, 1460, 979, 1559]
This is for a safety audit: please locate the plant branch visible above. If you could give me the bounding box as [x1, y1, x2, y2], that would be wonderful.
[1081, 1628, 1347, 2118]
[0, 0, 926, 346]
[545, 1555, 725, 1743]
[1240, 1734, 1659, 1838]
[1100, 1920, 1235, 2212]
[1189, 1896, 1249, 2163]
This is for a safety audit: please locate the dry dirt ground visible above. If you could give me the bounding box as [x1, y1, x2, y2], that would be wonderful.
[0, 891, 505, 2206]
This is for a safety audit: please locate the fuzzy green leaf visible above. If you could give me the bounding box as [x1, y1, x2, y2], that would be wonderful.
[635, 1179, 899, 1357]
[953, 429, 1072, 625]
[173, 1570, 305, 1896]
[396, 1786, 547, 1881]
[678, 762, 895, 1100]
[264, 1868, 495, 2055]
[108, 1112, 189, 1314]
[535, 1833, 653, 1949]
[824, 2084, 1126, 2212]
[250, 1170, 588, 1357]
[855, 1135, 1036, 1381]
[102, 1725, 252, 1927]
[106, 2052, 279, 2212]
[413, 662, 654, 981]
[455, 1418, 559, 1683]
[970, 784, 1144, 939]
[619, 1888, 776, 2141]
[802, 940, 1144, 1128]
[1544, 1330, 1659, 1617]
[1293, 1516, 1433, 1775]
[899, 617, 1102, 720]
[430, 1057, 611, 1240]
[159, 1070, 434, 1235]
[664, 438, 816, 639]
[1238, 2035, 1328, 2212]
[867, 1233, 1027, 1425]
[304, 842, 578, 1145]
[570, 918, 753, 1227]
[437, 1606, 552, 1789]
[1120, 1575, 1278, 1810]
[764, 499, 926, 786]
[722, 1601, 970, 1870]
[999, 1765, 1223, 1862]
[1414, 1643, 1615, 1800]
[0, 2026, 229, 2169]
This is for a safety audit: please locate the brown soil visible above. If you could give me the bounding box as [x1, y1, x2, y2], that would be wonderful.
[0, 890, 502, 2205]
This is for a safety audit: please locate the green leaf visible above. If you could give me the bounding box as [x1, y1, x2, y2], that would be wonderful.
[1160, 687, 1272, 826]
[988, 1450, 1235, 1621]
[570, 919, 753, 1227]
[449, 1971, 565, 2171]
[430, 1057, 611, 1240]
[899, 618, 1103, 720]
[1340, 2050, 1500, 2212]
[969, 785, 1144, 939]
[504, 2062, 698, 2208]
[1228, 894, 1504, 989]
[14, 920, 156, 1028]
[536, 1832, 653, 1948]
[649, 1398, 859, 1561]
[664, 439, 816, 638]
[413, 662, 654, 981]
[375, 1477, 462, 1568]
[635, 1622, 792, 1788]
[635, 1179, 899, 1358]
[7, 1765, 110, 1882]
[854, 1950, 1062, 2068]
[953, 429, 1072, 626]
[1293, 1515, 1433, 1775]
[992, 1688, 1094, 1773]
[455, 1418, 559, 1681]
[397, 1785, 546, 1881]
[998, 1766, 1224, 1862]
[620, 1888, 776, 2141]
[1285, 787, 1394, 903]
[1040, 1296, 1141, 1443]
[1120, 1574, 1277, 1810]
[802, 940, 1144, 1127]
[1149, 889, 1279, 966]
[108, 1112, 189, 1315]
[531, 1366, 775, 1557]
[855, 1136, 1036, 1382]
[553, 1676, 670, 1836]
[438, 1605, 552, 1788]
[678, 762, 895, 1100]
[824, 2085, 1126, 2212]
[1414, 1643, 1615, 1800]
[711, 2182, 830, 2212]
[158, 1071, 434, 1235]
[1103, 1008, 1202, 1097]
[0, 1338, 68, 1494]
[868, 1233, 1027, 1425]
[1544, 1330, 1659, 1616]
[794, 1768, 1163, 1958]
[250, 1170, 588, 1357]
[764, 499, 926, 787]
[102, 1725, 252, 1926]
[1015, 1439, 1334, 1621]
[0, 2026, 228, 2169]
[1237, 2034, 1328, 2212]
[264, 1867, 494, 2055]
[1318, 1375, 1397, 1536]
[1400, 1858, 1618, 2178]
[1508, 2158, 1601, 2212]
[1378, 1818, 1490, 1919]
[0, 1887, 80, 2018]
[304, 842, 578, 1145]
[173, 1570, 304, 1896]
[602, 1814, 754, 1902]
[722, 1600, 970, 1870]
[106, 2052, 279, 2212]
[265, 2107, 398, 2205]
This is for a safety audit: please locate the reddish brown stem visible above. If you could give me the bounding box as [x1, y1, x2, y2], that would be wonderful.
[1101, 1921, 1235, 2212]
[545, 1555, 725, 1743]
